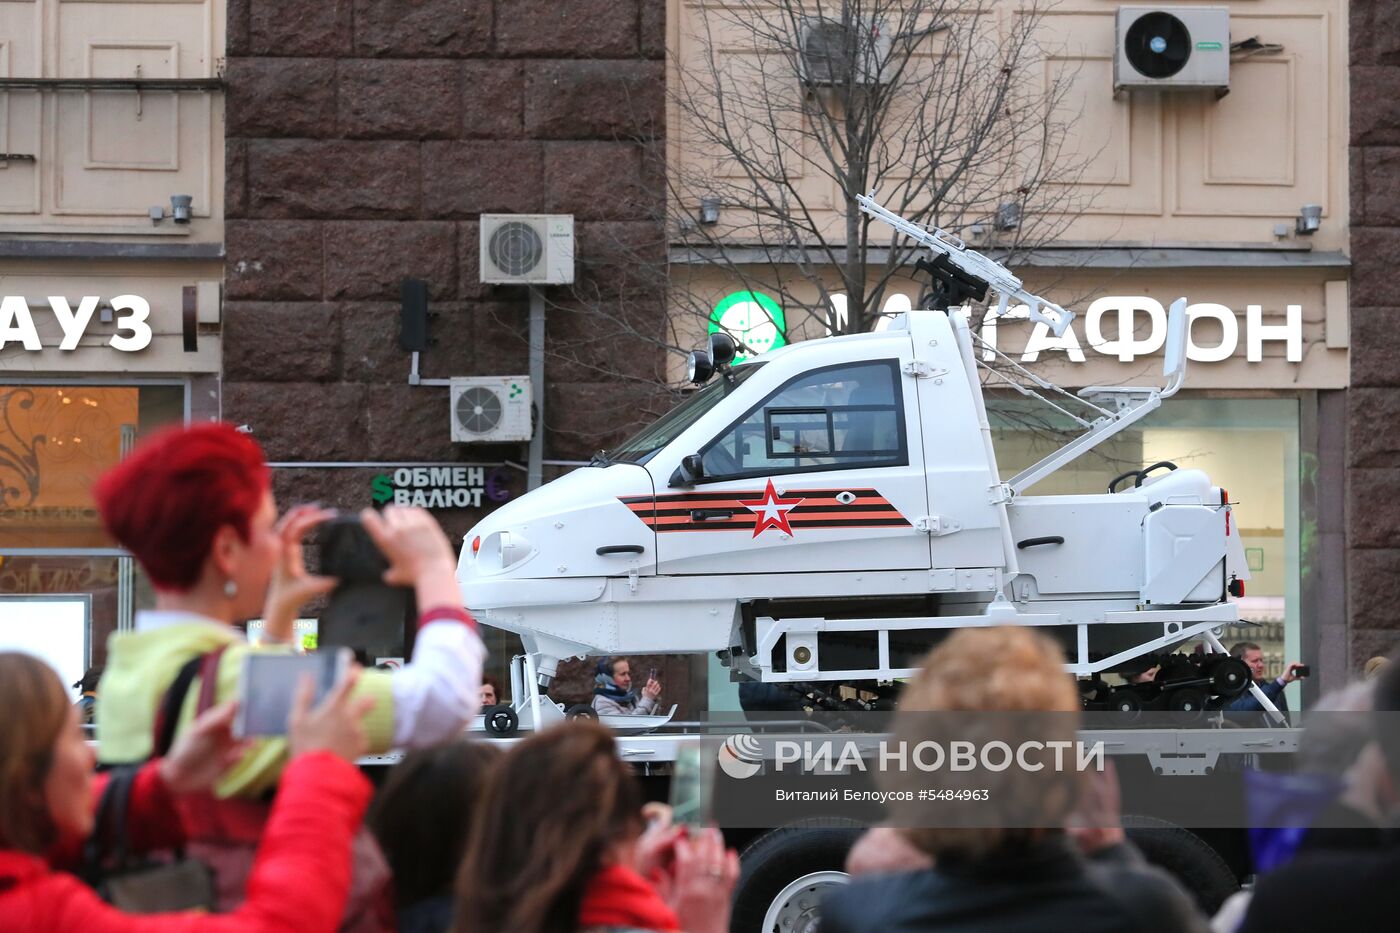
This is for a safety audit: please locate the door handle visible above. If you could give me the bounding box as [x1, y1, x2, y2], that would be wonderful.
[596, 545, 645, 556]
[690, 509, 734, 521]
[1017, 536, 1065, 549]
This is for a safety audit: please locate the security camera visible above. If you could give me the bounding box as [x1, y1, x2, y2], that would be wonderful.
[170, 195, 193, 224]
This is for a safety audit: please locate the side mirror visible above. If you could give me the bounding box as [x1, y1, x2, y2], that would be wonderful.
[669, 453, 704, 487]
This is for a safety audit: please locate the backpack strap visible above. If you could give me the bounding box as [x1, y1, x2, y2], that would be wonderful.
[151, 644, 230, 759]
[81, 766, 138, 882]
[193, 646, 228, 717]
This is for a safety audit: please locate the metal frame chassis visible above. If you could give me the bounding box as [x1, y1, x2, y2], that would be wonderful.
[751, 603, 1241, 682]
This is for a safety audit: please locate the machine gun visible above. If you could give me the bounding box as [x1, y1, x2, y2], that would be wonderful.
[856, 193, 1073, 337]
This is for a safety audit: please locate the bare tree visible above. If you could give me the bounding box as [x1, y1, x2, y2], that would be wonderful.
[665, 0, 1096, 342]
[511, 0, 1102, 455]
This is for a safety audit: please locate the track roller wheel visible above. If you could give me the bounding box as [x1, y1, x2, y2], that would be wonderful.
[1168, 687, 1208, 715]
[566, 703, 599, 720]
[1209, 658, 1251, 698]
[484, 704, 519, 736]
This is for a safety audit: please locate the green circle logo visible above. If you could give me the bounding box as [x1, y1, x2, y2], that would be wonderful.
[709, 291, 787, 361]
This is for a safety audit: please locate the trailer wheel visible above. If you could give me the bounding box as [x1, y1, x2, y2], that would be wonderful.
[731, 823, 862, 933]
[1124, 814, 1239, 914]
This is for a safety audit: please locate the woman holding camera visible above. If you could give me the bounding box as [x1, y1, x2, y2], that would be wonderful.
[90, 422, 485, 909]
[0, 652, 376, 932]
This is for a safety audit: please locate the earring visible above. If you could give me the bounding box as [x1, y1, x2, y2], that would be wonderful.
[223, 580, 238, 599]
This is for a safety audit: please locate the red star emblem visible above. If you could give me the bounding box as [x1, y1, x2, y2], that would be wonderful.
[739, 480, 804, 538]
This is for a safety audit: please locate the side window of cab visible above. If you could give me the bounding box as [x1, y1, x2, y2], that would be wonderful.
[700, 361, 906, 479]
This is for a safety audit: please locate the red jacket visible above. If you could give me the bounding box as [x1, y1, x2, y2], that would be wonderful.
[0, 752, 371, 933]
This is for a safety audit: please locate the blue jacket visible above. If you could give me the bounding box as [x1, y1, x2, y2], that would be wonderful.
[1226, 677, 1289, 713]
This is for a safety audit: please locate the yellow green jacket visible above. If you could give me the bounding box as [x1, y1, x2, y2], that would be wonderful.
[97, 619, 395, 798]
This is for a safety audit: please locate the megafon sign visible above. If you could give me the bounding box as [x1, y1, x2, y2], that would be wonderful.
[0, 296, 153, 352]
[832, 293, 1303, 364]
[979, 297, 1302, 364]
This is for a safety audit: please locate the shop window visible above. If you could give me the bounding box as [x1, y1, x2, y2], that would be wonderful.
[0, 384, 183, 689]
[0, 385, 183, 549]
[701, 361, 905, 478]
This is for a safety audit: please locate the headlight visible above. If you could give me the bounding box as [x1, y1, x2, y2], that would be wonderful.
[477, 530, 535, 573]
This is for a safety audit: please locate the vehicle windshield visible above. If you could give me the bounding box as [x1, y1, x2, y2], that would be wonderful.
[606, 363, 766, 464]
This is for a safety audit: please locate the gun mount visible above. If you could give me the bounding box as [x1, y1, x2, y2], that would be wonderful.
[857, 192, 1073, 336]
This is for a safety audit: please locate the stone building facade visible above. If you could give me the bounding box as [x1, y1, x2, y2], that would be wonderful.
[1348, 1, 1400, 666]
[221, 0, 686, 706]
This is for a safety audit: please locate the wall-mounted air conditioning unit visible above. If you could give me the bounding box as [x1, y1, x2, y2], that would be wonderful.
[1114, 6, 1229, 94]
[479, 215, 574, 285]
[450, 376, 533, 443]
[799, 18, 891, 87]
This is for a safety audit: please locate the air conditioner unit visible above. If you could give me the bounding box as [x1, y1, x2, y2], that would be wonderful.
[1114, 6, 1229, 94]
[479, 214, 574, 285]
[799, 18, 891, 87]
[450, 376, 533, 443]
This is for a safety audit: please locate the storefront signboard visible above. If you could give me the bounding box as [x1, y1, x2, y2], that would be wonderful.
[710, 291, 787, 361]
[978, 297, 1302, 364]
[370, 466, 513, 509]
[0, 296, 152, 352]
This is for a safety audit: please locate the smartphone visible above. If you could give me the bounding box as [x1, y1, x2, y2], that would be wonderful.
[236, 648, 351, 738]
[317, 516, 415, 660]
[648, 667, 660, 684]
[1295, 664, 1311, 678]
[670, 745, 712, 827]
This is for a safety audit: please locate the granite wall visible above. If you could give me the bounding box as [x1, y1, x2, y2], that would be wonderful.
[1348, 1, 1400, 665]
[222, 0, 704, 711]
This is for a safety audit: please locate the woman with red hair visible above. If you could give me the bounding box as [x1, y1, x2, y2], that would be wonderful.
[91, 422, 484, 909]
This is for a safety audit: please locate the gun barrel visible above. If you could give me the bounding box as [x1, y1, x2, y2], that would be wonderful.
[858, 192, 1075, 337]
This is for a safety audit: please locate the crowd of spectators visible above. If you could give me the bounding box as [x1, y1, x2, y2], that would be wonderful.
[3, 420, 1400, 932]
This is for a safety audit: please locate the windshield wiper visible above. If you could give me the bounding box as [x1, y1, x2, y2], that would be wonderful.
[589, 449, 612, 467]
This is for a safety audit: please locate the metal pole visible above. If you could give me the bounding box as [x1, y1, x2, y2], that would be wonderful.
[528, 286, 546, 491]
[117, 424, 137, 632]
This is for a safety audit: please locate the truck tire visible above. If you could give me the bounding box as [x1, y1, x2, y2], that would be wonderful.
[731, 822, 862, 933]
[1123, 814, 1239, 915]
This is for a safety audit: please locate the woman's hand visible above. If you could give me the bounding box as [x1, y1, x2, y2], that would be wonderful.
[653, 827, 740, 933]
[633, 803, 684, 880]
[288, 667, 377, 763]
[158, 700, 249, 795]
[261, 505, 338, 644]
[360, 506, 460, 609]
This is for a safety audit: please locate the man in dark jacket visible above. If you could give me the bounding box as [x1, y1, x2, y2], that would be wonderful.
[821, 834, 1206, 933]
[821, 627, 1207, 933]
[1234, 661, 1400, 931]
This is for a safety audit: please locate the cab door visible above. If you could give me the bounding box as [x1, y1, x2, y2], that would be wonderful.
[647, 345, 932, 576]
